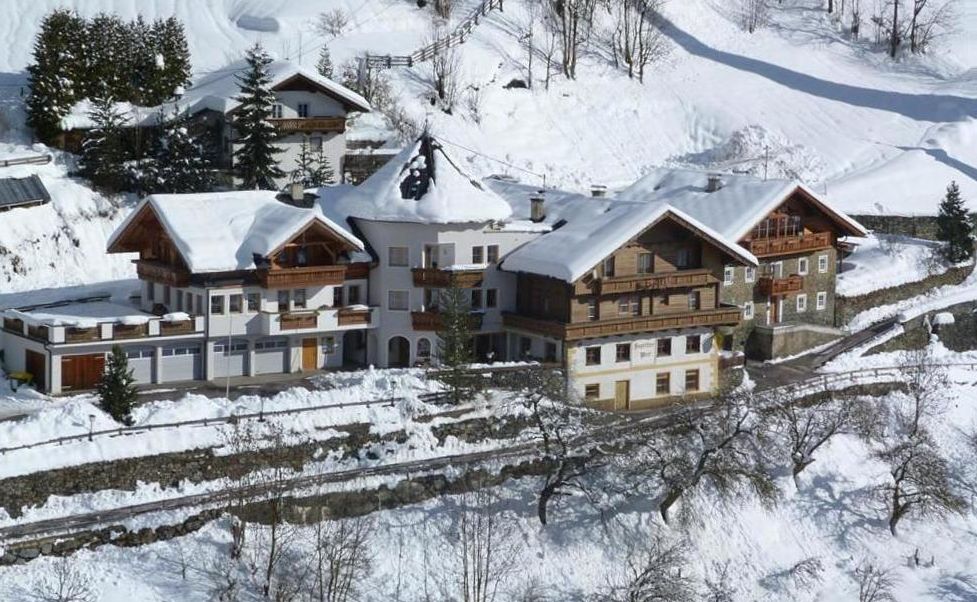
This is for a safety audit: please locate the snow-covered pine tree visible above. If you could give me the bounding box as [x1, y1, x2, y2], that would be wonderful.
[232, 44, 284, 190]
[151, 16, 192, 105]
[127, 16, 157, 106]
[98, 345, 137, 425]
[26, 9, 87, 144]
[80, 96, 131, 192]
[311, 146, 336, 186]
[936, 181, 974, 263]
[149, 108, 216, 194]
[435, 277, 479, 404]
[291, 136, 317, 186]
[84, 13, 131, 99]
[316, 45, 334, 79]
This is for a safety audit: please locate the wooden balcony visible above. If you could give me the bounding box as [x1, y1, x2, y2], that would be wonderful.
[114, 323, 149, 339]
[136, 260, 190, 287]
[411, 311, 484, 331]
[597, 268, 716, 294]
[504, 307, 742, 342]
[337, 307, 372, 327]
[258, 265, 347, 288]
[65, 327, 99, 343]
[2, 317, 23, 333]
[748, 231, 832, 258]
[160, 319, 195, 335]
[280, 312, 318, 331]
[412, 267, 485, 288]
[27, 324, 49, 341]
[269, 117, 346, 134]
[345, 262, 371, 280]
[757, 275, 804, 296]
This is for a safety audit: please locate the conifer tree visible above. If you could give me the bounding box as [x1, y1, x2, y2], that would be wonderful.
[84, 13, 131, 99]
[26, 9, 87, 143]
[311, 146, 336, 186]
[291, 136, 317, 186]
[937, 181, 974, 264]
[435, 277, 479, 404]
[316, 45, 334, 79]
[127, 16, 157, 106]
[150, 16, 192, 104]
[232, 44, 284, 189]
[146, 108, 215, 193]
[79, 96, 131, 192]
[98, 346, 137, 425]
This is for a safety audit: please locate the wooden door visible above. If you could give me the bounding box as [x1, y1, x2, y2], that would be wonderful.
[614, 380, 630, 411]
[61, 353, 105, 391]
[25, 350, 46, 391]
[301, 338, 318, 371]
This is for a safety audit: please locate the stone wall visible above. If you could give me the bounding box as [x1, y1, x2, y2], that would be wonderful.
[867, 301, 977, 355]
[746, 323, 843, 360]
[835, 264, 973, 327]
[851, 214, 944, 241]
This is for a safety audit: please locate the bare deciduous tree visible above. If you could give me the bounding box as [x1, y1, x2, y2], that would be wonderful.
[317, 9, 350, 39]
[429, 25, 463, 111]
[310, 516, 374, 602]
[612, 0, 668, 82]
[855, 561, 897, 602]
[740, 0, 770, 33]
[25, 558, 96, 602]
[599, 537, 696, 602]
[434, 0, 455, 20]
[548, 0, 600, 79]
[450, 487, 522, 602]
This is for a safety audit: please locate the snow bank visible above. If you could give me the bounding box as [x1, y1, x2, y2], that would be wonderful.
[837, 234, 946, 297]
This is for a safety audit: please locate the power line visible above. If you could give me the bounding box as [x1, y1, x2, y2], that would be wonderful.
[436, 136, 547, 187]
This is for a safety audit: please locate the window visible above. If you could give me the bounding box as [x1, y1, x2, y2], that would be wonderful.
[242, 293, 257, 313]
[297, 103, 309, 118]
[798, 257, 809, 276]
[587, 298, 598, 321]
[818, 254, 829, 273]
[743, 301, 754, 320]
[796, 293, 808, 313]
[163, 285, 171, 305]
[656, 373, 670, 396]
[487, 245, 499, 263]
[816, 291, 827, 311]
[603, 256, 616, 277]
[616, 343, 631, 362]
[723, 266, 735, 285]
[277, 290, 290, 312]
[585, 346, 601, 366]
[472, 246, 484, 264]
[745, 266, 756, 283]
[210, 295, 224, 315]
[293, 289, 307, 309]
[271, 103, 283, 118]
[688, 291, 701, 311]
[347, 285, 361, 306]
[618, 295, 639, 317]
[229, 294, 243, 313]
[520, 336, 532, 357]
[321, 336, 336, 354]
[309, 136, 323, 151]
[545, 342, 557, 362]
[176, 291, 183, 312]
[333, 287, 344, 307]
[638, 253, 653, 274]
[196, 295, 203, 315]
[772, 261, 784, 278]
[388, 246, 409, 267]
[470, 289, 483, 309]
[417, 338, 432, 359]
[186, 292, 194, 313]
[388, 290, 409, 311]
[486, 289, 498, 308]
[685, 369, 700, 393]
[146, 283, 155, 301]
[657, 338, 672, 357]
[676, 249, 691, 268]
[686, 335, 701, 354]
[585, 384, 600, 400]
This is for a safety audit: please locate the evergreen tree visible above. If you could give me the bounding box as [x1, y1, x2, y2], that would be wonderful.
[232, 44, 284, 189]
[937, 181, 974, 263]
[79, 96, 131, 192]
[127, 16, 157, 106]
[150, 16, 192, 104]
[291, 137, 337, 187]
[98, 346, 137, 425]
[26, 9, 87, 143]
[146, 108, 216, 193]
[84, 13, 131, 99]
[316, 45, 334, 79]
[435, 277, 480, 404]
[311, 146, 336, 186]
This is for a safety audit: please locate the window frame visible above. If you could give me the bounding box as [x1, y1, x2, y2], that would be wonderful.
[688, 290, 701, 311]
[723, 266, 735, 286]
[293, 289, 307, 310]
[297, 102, 309, 118]
[603, 256, 616, 277]
[229, 293, 243, 314]
[686, 335, 701, 354]
[585, 346, 602, 366]
[347, 285, 361, 306]
[487, 245, 500, 263]
[277, 290, 290, 313]
[816, 291, 827, 311]
[743, 301, 754, 320]
[388, 246, 409, 267]
[210, 295, 225, 315]
[685, 369, 700, 393]
[798, 257, 809, 276]
[486, 288, 498, 308]
[472, 246, 484, 264]
[796, 293, 808, 313]
[271, 103, 283, 119]
[638, 252, 653, 274]
[584, 384, 600, 400]
[818, 254, 829, 273]
[470, 289, 483, 309]
[656, 372, 671, 396]
[616, 343, 631, 363]
[388, 290, 409, 311]
[657, 338, 672, 357]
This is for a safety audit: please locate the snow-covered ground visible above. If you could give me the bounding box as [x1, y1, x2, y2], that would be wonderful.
[837, 234, 948, 297]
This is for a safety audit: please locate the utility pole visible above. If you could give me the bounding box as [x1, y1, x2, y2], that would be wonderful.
[763, 145, 770, 181]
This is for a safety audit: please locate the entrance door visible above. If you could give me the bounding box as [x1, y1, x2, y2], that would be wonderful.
[301, 338, 318, 371]
[614, 380, 630, 411]
[387, 336, 411, 368]
[25, 350, 46, 391]
[61, 353, 105, 391]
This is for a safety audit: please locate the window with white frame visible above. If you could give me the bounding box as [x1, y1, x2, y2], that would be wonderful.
[745, 266, 756, 283]
[743, 301, 754, 320]
[472, 246, 484, 263]
[818, 254, 829, 273]
[796, 293, 808, 313]
[723, 266, 735, 285]
[816, 291, 827, 311]
[321, 336, 336, 354]
[388, 246, 409, 267]
[309, 136, 323, 151]
[388, 290, 409, 311]
[798, 257, 809, 275]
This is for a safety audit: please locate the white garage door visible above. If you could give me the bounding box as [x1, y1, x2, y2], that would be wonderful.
[212, 339, 248, 378]
[161, 343, 202, 382]
[125, 347, 155, 384]
[254, 338, 288, 375]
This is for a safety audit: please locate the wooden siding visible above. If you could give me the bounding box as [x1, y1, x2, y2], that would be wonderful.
[505, 307, 741, 341]
[269, 117, 346, 133]
[61, 354, 105, 391]
[280, 312, 318, 330]
[258, 265, 347, 288]
[412, 267, 485, 288]
[757, 275, 805, 296]
[136, 260, 191, 287]
[749, 231, 832, 258]
[337, 307, 372, 327]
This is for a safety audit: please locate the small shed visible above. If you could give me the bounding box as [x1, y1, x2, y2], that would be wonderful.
[0, 175, 51, 212]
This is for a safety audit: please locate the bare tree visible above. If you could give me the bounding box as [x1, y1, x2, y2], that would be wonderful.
[854, 561, 897, 602]
[520, 0, 544, 87]
[890, 0, 900, 56]
[548, 0, 599, 79]
[433, 0, 455, 20]
[599, 537, 696, 602]
[25, 558, 96, 602]
[540, 12, 561, 90]
[450, 487, 522, 602]
[702, 561, 737, 602]
[740, 0, 770, 33]
[310, 516, 374, 602]
[429, 25, 463, 111]
[318, 9, 351, 38]
[612, 0, 669, 82]
[908, 0, 954, 53]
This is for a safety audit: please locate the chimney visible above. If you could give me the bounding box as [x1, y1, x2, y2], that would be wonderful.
[706, 173, 723, 193]
[530, 191, 546, 223]
[591, 184, 608, 198]
[289, 182, 305, 203]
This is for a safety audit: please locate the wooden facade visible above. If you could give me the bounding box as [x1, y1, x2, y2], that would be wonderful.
[411, 267, 485, 288]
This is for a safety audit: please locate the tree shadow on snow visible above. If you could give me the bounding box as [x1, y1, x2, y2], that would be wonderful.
[792, 472, 888, 548]
[930, 572, 977, 602]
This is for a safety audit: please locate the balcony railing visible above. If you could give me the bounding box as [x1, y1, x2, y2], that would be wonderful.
[136, 260, 191, 287]
[65, 326, 100, 343]
[757, 275, 804, 296]
[504, 307, 742, 341]
[748, 231, 832, 257]
[113, 323, 149, 339]
[412, 267, 485, 288]
[279, 312, 319, 331]
[2, 317, 24, 333]
[258, 265, 347, 288]
[337, 307, 372, 327]
[268, 117, 346, 133]
[411, 311, 484, 331]
[345, 262, 371, 280]
[159, 319, 195, 335]
[597, 268, 716, 294]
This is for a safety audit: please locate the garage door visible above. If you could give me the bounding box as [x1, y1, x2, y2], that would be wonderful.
[161, 343, 202, 382]
[125, 347, 155, 384]
[254, 338, 288, 375]
[212, 339, 248, 378]
[61, 353, 105, 392]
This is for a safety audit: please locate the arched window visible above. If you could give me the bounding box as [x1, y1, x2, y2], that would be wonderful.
[417, 337, 432, 360]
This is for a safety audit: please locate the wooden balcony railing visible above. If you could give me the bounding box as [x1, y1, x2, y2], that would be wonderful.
[411, 311, 484, 331]
[258, 265, 347, 288]
[280, 312, 318, 331]
[65, 327, 100, 343]
[337, 307, 372, 327]
[160, 319, 195, 335]
[748, 231, 832, 258]
[597, 268, 716, 294]
[2, 317, 24, 333]
[269, 117, 346, 133]
[504, 307, 742, 341]
[345, 262, 371, 280]
[412, 267, 485, 288]
[136, 260, 191, 287]
[114, 323, 149, 339]
[27, 324, 49, 341]
[757, 275, 804, 296]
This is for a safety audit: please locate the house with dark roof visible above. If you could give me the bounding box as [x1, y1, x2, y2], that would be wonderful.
[0, 175, 50, 212]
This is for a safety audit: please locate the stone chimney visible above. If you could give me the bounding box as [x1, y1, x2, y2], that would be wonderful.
[706, 173, 723, 193]
[591, 184, 608, 198]
[530, 191, 546, 223]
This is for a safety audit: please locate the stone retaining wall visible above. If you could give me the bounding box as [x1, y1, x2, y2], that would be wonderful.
[867, 301, 977, 355]
[835, 264, 973, 327]
[850, 214, 944, 241]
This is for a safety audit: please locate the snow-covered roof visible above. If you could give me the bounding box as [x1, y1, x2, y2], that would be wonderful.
[336, 135, 513, 224]
[108, 191, 364, 274]
[4, 301, 154, 329]
[61, 60, 370, 130]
